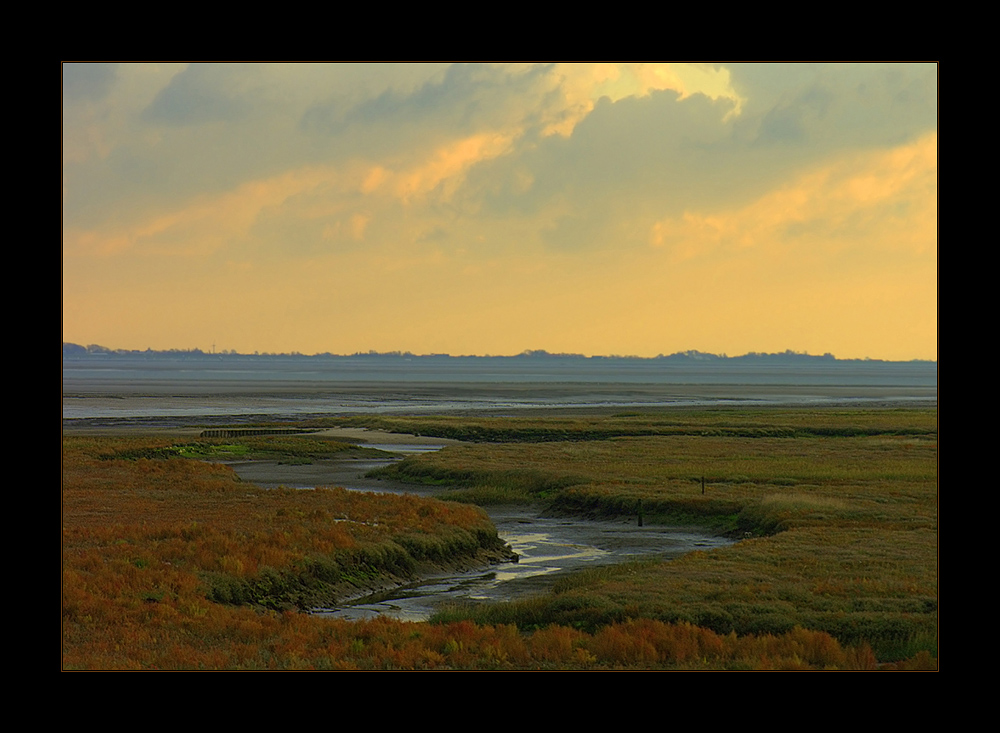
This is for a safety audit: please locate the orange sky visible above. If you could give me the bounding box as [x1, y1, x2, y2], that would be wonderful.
[63, 63, 937, 360]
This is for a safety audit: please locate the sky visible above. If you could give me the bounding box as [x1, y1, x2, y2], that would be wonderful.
[62, 63, 937, 360]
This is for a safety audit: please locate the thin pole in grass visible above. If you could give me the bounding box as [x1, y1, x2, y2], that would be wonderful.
[637, 498, 643, 527]
[702, 475, 706, 495]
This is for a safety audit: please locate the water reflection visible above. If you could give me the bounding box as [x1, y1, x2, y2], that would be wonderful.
[315, 510, 732, 622]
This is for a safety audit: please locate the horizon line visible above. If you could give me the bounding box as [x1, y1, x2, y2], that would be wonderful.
[62, 343, 937, 363]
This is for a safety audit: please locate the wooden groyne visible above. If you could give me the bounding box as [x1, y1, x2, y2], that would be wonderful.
[199, 428, 321, 438]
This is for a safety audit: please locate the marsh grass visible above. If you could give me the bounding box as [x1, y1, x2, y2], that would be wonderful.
[63, 409, 937, 668]
[338, 409, 936, 444]
[62, 434, 514, 666]
[104, 434, 378, 463]
[374, 409, 936, 659]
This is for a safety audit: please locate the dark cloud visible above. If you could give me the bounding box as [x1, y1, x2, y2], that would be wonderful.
[465, 88, 742, 222]
[757, 104, 808, 144]
[63, 63, 118, 102]
[732, 63, 937, 149]
[142, 63, 258, 126]
[300, 63, 555, 158]
[67, 65, 315, 227]
[418, 226, 450, 243]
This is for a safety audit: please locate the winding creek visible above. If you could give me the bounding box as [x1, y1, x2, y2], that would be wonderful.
[228, 433, 734, 622]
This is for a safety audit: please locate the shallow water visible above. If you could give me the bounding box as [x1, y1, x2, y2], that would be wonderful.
[314, 509, 732, 622]
[62, 355, 937, 421]
[228, 444, 733, 623]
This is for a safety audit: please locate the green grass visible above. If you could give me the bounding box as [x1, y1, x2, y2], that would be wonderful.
[336, 409, 936, 443]
[177, 444, 251, 459]
[104, 434, 391, 463]
[365, 408, 937, 659]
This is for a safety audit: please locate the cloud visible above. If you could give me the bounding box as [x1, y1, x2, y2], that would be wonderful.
[60, 64, 757, 236]
[65, 165, 336, 259]
[732, 63, 937, 149]
[649, 131, 937, 263]
[141, 63, 261, 126]
[63, 64, 937, 359]
[63, 63, 118, 102]
[459, 63, 936, 252]
[68, 64, 936, 263]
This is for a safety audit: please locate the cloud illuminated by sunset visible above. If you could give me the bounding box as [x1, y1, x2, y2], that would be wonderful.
[63, 63, 937, 360]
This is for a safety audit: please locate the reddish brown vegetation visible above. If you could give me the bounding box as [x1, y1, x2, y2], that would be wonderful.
[62, 435, 936, 670]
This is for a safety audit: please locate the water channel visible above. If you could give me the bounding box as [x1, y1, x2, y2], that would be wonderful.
[228, 434, 734, 622]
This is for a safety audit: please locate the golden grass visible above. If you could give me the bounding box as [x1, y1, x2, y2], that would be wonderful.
[62, 408, 938, 669]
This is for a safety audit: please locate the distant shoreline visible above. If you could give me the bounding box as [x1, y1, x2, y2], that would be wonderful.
[62, 342, 936, 364]
[63, 354, 936, 424]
